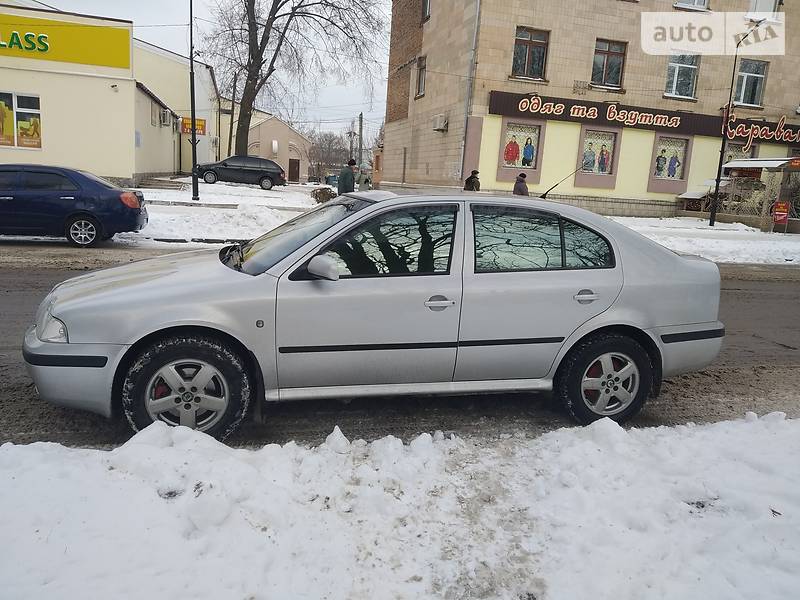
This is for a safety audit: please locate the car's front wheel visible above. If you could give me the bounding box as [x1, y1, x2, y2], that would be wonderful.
[121, 335, 252, 440]
[556, 333, 652, 425]
[65, 215, 100, 247]
[259, 176, 273, 190]
[203, 171, 218, 184]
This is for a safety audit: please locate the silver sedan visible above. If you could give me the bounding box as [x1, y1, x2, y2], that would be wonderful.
[23, 192, 724, 439]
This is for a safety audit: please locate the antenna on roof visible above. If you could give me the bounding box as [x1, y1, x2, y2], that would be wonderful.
[539, 165, 582, 199]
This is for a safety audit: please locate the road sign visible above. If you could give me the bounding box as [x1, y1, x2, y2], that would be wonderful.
[773, 200, 790, 226]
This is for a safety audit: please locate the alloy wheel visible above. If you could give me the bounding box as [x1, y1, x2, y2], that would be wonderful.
[69, 220, 97, 245]
[144, 359, 229, 430]
[580, 352, 640, 416]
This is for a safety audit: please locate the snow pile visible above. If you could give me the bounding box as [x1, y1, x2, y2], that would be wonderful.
[2, 415, 798, 599]
[613, 216, 799, 264]
[124, 203, 289, 242]
[137, 180, 317, 209]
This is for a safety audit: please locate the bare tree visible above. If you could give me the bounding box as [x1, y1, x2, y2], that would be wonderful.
[203, 0, 386, 156]
[308, 129, 349, 179]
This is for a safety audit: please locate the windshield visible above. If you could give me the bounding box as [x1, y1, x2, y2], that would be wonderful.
[79, 170, 118, 190]
[225, 198, 373, 275]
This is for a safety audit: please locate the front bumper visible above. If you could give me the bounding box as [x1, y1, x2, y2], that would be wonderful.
[651, 321, 725, 378]
[23, 326, 129, 418]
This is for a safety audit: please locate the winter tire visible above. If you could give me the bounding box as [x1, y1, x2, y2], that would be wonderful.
[121, 335, 252, 440]
[203, 171, 218, 184]
[556, 333, 652, 425]
[259, 176, 273, 190]
[65, 215, 100, 247]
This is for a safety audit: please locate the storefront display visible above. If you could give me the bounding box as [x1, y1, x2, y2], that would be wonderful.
[0, 92, 41, 148]
[502, 123, 540, 169]
[653, 137, 687, 179]
[581, 130, 616, 175]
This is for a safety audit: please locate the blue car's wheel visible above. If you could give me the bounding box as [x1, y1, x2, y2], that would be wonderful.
[65, 215, 100, 247]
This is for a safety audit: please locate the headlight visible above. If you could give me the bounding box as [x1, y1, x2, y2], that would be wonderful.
[38, 312, 69, 343]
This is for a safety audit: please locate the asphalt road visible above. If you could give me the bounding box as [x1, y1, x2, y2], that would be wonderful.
[1, 240, 798, 447]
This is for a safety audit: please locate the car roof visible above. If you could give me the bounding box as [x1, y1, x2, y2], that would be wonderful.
[0, 164, 79, 173]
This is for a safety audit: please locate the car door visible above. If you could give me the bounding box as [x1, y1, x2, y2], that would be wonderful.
[15, 170, 82, 235]
[218, 157, 244, 182]
[275, 202, 464, 390]
[0, 168, 23, 233]
[454, 203, 623, 381]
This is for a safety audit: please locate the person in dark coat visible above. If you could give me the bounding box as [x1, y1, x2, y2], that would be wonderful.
[337, 159, 356, 195]
[513, 172, 529, 196]
[464, 170, 480, 191]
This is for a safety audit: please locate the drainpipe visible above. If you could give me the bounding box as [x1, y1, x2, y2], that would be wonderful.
[459, 0, 482, 181]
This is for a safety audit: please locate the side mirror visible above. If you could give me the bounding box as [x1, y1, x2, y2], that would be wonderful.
[307, 255, 339, 281]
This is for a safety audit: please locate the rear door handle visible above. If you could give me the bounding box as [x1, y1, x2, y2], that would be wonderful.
[424, 295, 456, 311]
[574, 290, 599, 304]
[0, 196, 13, 201]
[59, 196, 75, 200]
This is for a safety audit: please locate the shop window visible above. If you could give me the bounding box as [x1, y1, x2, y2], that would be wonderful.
[502, 123, 541, 170]
[416, 57, 426, 97]
[648, 134, 693, 194]
[575, 125, 621, 189]
[725, 141, 755, 162]
[665, 55, 699, 99]
[591, 39, 626, 88]
[581, 130, 617, 175]
[512, 27, 549, 80]
[734, 59, 767, 107]
[0, 92, 41, 149]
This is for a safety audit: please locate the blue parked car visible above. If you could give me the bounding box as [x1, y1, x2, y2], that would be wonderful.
[0, 164, 148, 247]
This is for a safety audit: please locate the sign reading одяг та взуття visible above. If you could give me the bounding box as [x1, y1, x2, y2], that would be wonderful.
[0, 11, 130, 69]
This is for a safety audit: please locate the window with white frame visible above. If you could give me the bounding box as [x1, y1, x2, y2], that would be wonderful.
[422, 0, 430, 21]
[674, 0, 708, 9]
[416, 56, 426, 97]
[665, 54, 699, 98]
[748, 0, 779, 15]
[735, 59, 767, 106]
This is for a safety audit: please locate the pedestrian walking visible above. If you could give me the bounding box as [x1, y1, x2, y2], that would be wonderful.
[464, 170, 480, 191]
[337, 159, 356, 195]
[513, 172, 529, 196]
[356, 164, 371, 191]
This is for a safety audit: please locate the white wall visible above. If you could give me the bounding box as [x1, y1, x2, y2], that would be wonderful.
[134, 89, 177, 177]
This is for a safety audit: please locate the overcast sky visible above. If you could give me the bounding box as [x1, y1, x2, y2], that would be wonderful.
[46, 0, 389, 139]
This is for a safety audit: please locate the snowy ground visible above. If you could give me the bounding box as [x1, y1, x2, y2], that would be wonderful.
[611, 217, 799, 265]
[2, 414, 798, 599]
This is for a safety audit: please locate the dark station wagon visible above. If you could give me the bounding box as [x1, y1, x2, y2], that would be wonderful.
[196, 155, 287, 190]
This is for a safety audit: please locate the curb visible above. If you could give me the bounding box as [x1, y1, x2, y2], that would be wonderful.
[143, 199, 309, 212]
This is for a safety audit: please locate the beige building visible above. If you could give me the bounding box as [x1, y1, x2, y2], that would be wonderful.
[383, 0, 800, 215]
[1, 1, 305, 183]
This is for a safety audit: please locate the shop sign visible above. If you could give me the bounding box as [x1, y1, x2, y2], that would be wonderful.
[488, 91, 800, 147]
[773, 200, 791, 226]
[181, 117, 206, 136]
[0, 12, 130, 69]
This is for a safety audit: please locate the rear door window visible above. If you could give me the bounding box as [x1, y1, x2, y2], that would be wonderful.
[226, 157, 247, 167]
[21, 172, 79, 191]
[0, 170, 20, 189]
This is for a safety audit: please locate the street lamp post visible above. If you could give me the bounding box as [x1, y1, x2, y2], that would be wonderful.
[189, 0, 200, 201]
[709, 19, 765, 226]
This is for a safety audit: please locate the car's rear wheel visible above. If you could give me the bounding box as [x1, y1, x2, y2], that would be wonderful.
[203, 171, 218, 184]
[121, 335, 251, 440]
[259, 176, 273, 190]
[556, 333, 652, 425]
[65, 215, 100, 247]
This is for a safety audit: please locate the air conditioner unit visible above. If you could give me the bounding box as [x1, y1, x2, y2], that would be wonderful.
[432, 114, 448, 132]
[159, 109, 171, 127]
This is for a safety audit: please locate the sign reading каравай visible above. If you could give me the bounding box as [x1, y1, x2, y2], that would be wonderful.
[488, 91, 800, 151]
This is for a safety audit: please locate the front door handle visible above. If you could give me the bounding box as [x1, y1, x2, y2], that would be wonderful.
[59, 196, 75, 200]
[0, 196, 13, 201]
[574, 289, 599, 304]
[424, 295, 456, 311]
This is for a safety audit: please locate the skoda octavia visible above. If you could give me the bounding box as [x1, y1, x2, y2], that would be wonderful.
[23, 192, 724, 439]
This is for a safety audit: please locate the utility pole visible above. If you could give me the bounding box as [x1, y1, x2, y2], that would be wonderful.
[358, 112, 363, 167]
[710, 19, 765, 226]
[189, 0, 199, 201]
